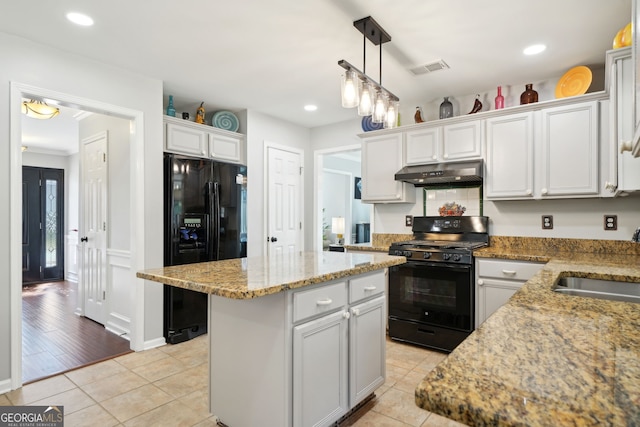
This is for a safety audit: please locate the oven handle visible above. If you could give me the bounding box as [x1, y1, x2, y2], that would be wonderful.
[392, 262, 471, 272]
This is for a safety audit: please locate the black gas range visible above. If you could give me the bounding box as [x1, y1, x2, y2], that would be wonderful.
[387, 216, 489, 352]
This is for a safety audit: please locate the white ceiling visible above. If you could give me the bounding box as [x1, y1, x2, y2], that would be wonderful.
[2, 0, 632, 132]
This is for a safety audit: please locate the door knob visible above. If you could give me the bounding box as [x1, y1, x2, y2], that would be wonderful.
[270, 237, 278, 242]
[80, 236, 88, 242]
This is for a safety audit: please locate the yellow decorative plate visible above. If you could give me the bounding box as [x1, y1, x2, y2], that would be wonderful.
[555, 66, 592, 99]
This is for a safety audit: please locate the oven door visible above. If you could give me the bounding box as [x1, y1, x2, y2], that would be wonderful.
[388, 261, 473, 332]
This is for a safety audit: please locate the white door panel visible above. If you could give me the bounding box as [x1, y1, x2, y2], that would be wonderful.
[80, 132, 108, 325]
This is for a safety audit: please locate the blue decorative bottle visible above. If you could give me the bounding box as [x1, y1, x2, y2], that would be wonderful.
[166, 95, 176, 117]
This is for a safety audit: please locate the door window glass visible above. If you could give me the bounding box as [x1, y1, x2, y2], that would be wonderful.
[45, 179, 58, 267]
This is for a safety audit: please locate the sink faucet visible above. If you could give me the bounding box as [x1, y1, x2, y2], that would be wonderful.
[633, 227, 640, 242]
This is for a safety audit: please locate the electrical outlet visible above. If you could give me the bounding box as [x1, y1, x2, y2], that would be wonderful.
[542, 215, 553, 230]
[604, 215, 617, 230]
[405, 215, 413, 227]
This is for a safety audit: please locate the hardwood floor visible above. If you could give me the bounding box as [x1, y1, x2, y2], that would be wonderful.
[22, 280, 132, 384]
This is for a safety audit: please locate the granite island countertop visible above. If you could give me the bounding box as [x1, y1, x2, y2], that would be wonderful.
[137, 251, 405, 299]
[415, 247, 640, 426]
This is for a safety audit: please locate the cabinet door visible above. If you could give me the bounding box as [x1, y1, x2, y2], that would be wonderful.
[349, 295, 386, 406]
[485, 113, 535, 199]
[540, 101, 599, 197]
[361, 134, 415, 203]
[293, 310, 349, 427]
[405, 127, 440, 165]
[165, 122, 208, 157]
[209, 132, 242, 163]
[442, 121, 483, 160]
[477, 278, 522, 326]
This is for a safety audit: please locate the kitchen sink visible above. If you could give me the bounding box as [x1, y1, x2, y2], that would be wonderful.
[554, 276, 640, 304]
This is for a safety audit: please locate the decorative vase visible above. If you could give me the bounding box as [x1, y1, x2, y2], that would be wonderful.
[414, 106, 424, 123]
[494, 86, 504, 110]
[439, 97, 453, 119]
[166, 95, 176, 117]
[520, 84, 538, 105]
[195, 102, 205, 124]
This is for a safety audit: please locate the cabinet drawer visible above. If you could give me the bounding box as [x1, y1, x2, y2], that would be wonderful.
[349, 271, 385, 304]
[293, 282, 346, 323]
[477, 259, 543, 281]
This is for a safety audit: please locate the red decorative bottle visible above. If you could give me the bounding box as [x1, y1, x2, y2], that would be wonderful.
[494, 86, 504, 110]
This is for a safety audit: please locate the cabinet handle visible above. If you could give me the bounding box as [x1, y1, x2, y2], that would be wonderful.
[477, 279, 484, 286]
[343, 311, 351, 319]
[432, 155, 437, 160]
[526, 189, 532, 196]
[443, 154, 449, 159]
[351, 308, 360, 316]
[502, 270, 517, 276]
[541, 188, 548, 195]
[316, 298, 332, 306]
[620, 140, 633, 153]
[363, 286, 377, 291]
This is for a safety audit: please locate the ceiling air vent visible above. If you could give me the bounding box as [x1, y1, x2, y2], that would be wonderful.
[410, 59, 450, 76]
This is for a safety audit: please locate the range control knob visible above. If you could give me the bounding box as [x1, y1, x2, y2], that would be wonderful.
[422, 252, 431, 260]
[442, 253, 451, 261]
[452, 254, 462, 262]
[403, 251, 413, 258]
[394, 250, 403, 256]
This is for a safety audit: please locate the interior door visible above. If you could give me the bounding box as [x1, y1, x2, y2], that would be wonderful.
[22, 167, 65, 284]
[80, 132, 108, 324]
[267, 146, 302, 256]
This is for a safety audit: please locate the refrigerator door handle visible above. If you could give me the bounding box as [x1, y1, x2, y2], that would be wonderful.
[207, 181, 221, 261]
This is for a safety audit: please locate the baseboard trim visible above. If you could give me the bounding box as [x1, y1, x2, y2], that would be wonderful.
[0, 378, 12, 394]
[143, 337, 166, 351]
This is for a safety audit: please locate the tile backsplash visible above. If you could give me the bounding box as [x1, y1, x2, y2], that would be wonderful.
[424, 187, 481, 216]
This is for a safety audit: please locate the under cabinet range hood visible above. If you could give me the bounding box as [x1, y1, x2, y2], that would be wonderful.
[395, 159, 483, 187]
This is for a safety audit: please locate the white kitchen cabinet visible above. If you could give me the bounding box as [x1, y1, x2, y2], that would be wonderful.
[165, 120, 207, 157]
[485, 100, 601, 200]
[605, 48, 640, 194]
[293, 308, 349, 427]
[349, 295, 385, 405]
[164, 116, 244, 164]
[361, 133, 415, 203]
[405, 127, 441, 164]
[539, 101, 599, 197]
[442, 120, 483, 160]
[485, 112, 535, 199]
[475, 258, 544, 326]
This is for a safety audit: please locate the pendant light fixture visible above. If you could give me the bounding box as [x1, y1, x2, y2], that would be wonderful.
[21, 99, 60, 120]
[339, 16, 399, 129]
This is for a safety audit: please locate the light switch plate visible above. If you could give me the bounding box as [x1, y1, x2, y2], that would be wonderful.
[542, 215, 553, 230]
[604, 215, 617, 230]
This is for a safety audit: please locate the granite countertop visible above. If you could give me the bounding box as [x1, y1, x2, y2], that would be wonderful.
[136, 251, 405, 299]
[415, 246, 640, 426]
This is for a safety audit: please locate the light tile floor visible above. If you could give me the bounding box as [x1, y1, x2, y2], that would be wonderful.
[0, 335, 465, 427]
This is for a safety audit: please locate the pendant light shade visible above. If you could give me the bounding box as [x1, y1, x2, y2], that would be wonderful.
[384, 100, 399, 129]
[341, 70, 360, 108]
[338, 17, 399, 127]
[22, 99, 60, 120]
[357, 81, 374, 116]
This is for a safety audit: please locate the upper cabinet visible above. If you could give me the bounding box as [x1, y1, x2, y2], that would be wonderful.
[630, 0, 640, 157]
[361, 133, 415, 203]
[164, 116, 245, 164]
[404, 120, 482, 165]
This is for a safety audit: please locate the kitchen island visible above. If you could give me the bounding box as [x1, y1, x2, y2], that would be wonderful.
[416, 244, 640, 426]
[137, 251, 405, 427]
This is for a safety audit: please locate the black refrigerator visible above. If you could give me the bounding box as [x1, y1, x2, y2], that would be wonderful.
[163, 153, 247, 344]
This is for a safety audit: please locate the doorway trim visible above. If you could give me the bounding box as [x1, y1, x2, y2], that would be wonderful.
[10, 82, 146, 389]
[313, 144, 369, 251]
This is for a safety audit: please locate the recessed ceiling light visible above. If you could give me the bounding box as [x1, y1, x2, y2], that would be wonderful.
[66, 12, 94, 27]
[304, 105, 318, 112]
[523, 44, 546, 55]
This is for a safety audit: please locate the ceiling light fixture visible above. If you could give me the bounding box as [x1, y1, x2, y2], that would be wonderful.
[66, 12, 94, 26]
[304, 105, 318, 112]
[21, 99, 60, 120]
[523, 44, 546, 55]
[338, 16, 399, 129]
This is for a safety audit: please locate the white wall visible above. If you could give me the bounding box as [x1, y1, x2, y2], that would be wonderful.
[245, 110, 312, 255]
[1, 32, 164, 388]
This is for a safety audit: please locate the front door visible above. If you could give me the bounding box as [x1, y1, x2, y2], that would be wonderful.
[80, 132, 108, 325]
[22, 167, 65, 284]
[267, 146, 303, 256]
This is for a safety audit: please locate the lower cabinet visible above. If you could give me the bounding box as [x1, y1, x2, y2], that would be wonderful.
[208, 269, 387, 427]
[475, 259, 544, 326]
